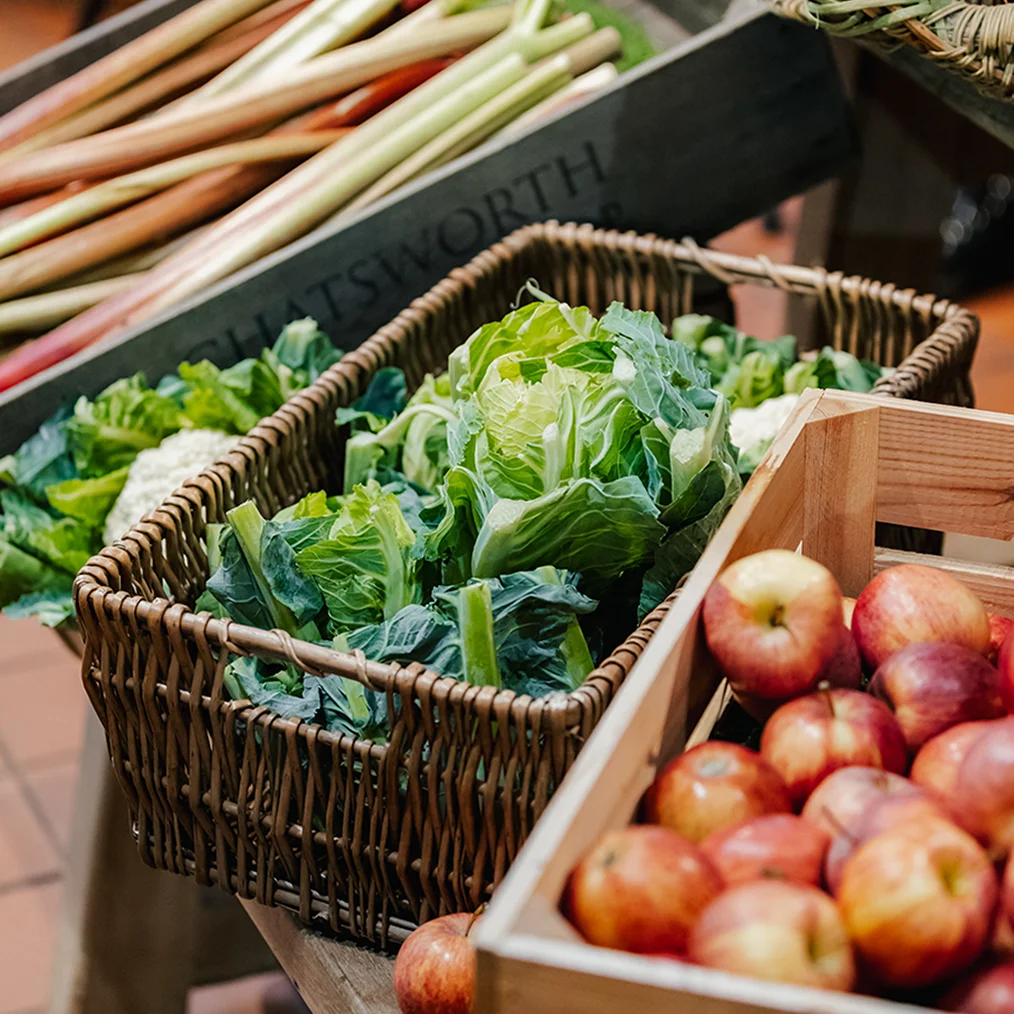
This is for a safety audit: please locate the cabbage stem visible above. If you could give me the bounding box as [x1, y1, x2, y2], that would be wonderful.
[458, 582, 501, 689]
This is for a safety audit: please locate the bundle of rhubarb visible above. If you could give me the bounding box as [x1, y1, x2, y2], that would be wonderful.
[0, 0, 645, 392]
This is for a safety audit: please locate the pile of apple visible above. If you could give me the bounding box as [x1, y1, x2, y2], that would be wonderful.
[562, 550, 1014, 1012]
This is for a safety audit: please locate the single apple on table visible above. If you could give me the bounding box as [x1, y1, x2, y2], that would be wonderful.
[688, 880, 855, 992]
[562, 825, 723, 955]
[869, 642, 1004, 751]
[394, 913, 478, 1014]
[988, 613, 1014, 665]
[760, 689, 908, 809]
[943, 961, 1014, 1014]
[951, 718, 1014, 858]
[852, 563, 991, 670]
[837, 817, 998, 989]
[702, 549, 843, 706]
[823, 791, 949, 895]
[701, 814, 828, 888]
[911, 720, 995, 803]
[643, 741, 790, 843]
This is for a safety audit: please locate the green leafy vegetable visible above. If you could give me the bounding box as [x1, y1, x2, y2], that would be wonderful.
[44, 467, 130, 527]
[3, 590, 76, 628]
[66, 375, 184, 477]
[295, 481, 420, 634]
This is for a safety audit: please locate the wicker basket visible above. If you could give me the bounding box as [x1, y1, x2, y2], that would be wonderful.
[74, 221, 979, 947]
[773, 0, 1014, 98]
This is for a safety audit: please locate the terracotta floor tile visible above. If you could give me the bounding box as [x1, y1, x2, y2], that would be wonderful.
[0, 779, 61, 891]
[0, 882, 61, 1014]
[0, 617, 74, 677]
[0, 659, 85, 769]
[24, 761, 79, 855]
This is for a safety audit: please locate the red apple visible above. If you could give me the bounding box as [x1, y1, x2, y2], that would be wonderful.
[999, 626, 1014, 712]
[824, 791, 949, 894]
[869, 642, 1004, 751]
[997, 856, 1014, 955]
[943, 961, 1014, 1013]
[562, 826, 723, 954]
[701, 814, 828, 888]
[911, 721, 995, 802]
[989, 614, 1014, 665]
[837, 818, 998, 989]
[688, 881, 855, 992]
[760, 689, 908, 809]
[394, 913, 477, 1014]
[801, 766, 918, 838]
[852, 563, 990, 670]
[702, 549, 843, 703]
[643, 742, 791, 843]
[819, 624, 862, 690]
[952, 718, 1014, 858]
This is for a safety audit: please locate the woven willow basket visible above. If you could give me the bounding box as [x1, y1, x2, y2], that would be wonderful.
[774, 0, 1014, 97]
[74, 221, 979, 946]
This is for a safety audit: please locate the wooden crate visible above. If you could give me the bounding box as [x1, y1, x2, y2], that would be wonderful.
[474, 389, 1014, 1014]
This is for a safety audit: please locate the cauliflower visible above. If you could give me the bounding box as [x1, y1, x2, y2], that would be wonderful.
[729, 393, 800, 474]
[104, 429, 240, 544]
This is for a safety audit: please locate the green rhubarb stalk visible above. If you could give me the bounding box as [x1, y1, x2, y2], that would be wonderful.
[145, 49, 535, 313]
[0, 274, 144, 336]
[184, 0, 403, 103]
[535, 565, 593, 690]
[0, 133, 342, 259]
[145, 11, 590, 264]
[458, 581, 501, 689]
[344, 28, 618, 214]
[497, 61, 616, 139]
[343, 54, 571, 212]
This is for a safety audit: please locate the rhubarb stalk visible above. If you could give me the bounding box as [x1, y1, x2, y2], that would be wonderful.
[0, 131, 348, 257]
[0, 275, 145, 337]
[185, 0, 404, 101]
[0, 7, 511, 203]
[0, 3, 314, 161]
[0, 0, 278, 153]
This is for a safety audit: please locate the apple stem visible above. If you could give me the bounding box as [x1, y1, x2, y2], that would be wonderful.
[821, 806, 858, 845]
[466, 904, 487, 937]
[818, 682, 835, 718]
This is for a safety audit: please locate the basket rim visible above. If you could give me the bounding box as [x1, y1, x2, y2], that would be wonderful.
[72, 219, 980, 735]
[772, 0, 1014, 97]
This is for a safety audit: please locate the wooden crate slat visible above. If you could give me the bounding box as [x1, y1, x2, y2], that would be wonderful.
[874, 398, 1014, 540]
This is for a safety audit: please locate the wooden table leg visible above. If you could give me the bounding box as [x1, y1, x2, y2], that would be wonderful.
[48, 712, 278, 1014]
[48, 713, 199, 1014]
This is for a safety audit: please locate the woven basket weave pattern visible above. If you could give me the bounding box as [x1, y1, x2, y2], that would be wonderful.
[774, 1, 1014, 97]
[74, 222, 978, 944]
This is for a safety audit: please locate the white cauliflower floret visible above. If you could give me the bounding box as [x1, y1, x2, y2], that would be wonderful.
[729, 393, 801, 470]
[104, 429, 240, 544]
